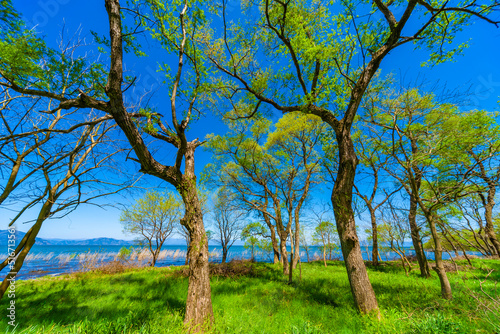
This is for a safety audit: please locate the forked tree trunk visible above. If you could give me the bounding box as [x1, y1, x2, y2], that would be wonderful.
[280, 236, 289, 274]
[332, 131, 379, 316]
[273, 249, 280, 264]
[151, 252, 158, 267]
[425, 213, 452, 299]
[263, 213, 280, 264]
[408, 139, 432, 278]
[483, 193, 500, 258]
[105, 0, 214, 327]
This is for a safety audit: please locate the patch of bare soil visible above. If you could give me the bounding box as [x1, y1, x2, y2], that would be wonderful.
[175, 259, 256, 278]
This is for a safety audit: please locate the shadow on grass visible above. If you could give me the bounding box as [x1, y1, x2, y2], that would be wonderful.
[5, 272, 186, 329]
[296, 278, 343, 308]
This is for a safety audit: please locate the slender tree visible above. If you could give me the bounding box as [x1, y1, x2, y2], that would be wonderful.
[241, 222, 268, 261]
[312, 221, 338, 267]
[212, 188, 245, 263]
[352, 129, 402, 265]
[121, 191, 181, 266]
[0, 116, 133, 299]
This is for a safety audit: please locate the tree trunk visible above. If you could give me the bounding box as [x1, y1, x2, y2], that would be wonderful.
[483, 194, 500, 258]
[280, 237, 289, 274]
[221, 247, 228, 263]
[178, 151, 213, 331]
[408, 190, 431, 278]
[426, 213, 452, 299]
[332, 130, 379, 315]
[263, 214, 280, 264]
[273, 249, 280, 264]
[104, 0, 214, 329]
[288, 236, 294, 284]
[151, 252, 158, 267]
[0, 201, 51, 299]
[323, 247, 327, 267]
[370, 208, 379, 266]
[292, 220, 301, 269]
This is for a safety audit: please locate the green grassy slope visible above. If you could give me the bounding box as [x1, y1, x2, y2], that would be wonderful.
[1, 259, 499, 333]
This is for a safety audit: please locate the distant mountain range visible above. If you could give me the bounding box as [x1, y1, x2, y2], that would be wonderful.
[0, 230, 135, 246]
[0, 229, 244, 247]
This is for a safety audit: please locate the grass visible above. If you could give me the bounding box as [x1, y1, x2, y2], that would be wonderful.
[1, 259, 499, 333]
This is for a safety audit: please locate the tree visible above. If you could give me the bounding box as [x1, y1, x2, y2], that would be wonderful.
[212, 188, 245, 263]
[352, 127, 402, 266]
[368, 88, 500, 299]
[452, 196, 500, 256]
[121, 191, 181, 266]
[377, 201, 413, 276]
[364, 87, 436, 278]
[204, 113, 325, 274]
[0, 111, 134, 298]
[299, 227, 312, 263]
[312, 221, 338, 267]
[0, 0, 215, 328]
[205, 0, 499, 315]
[241, 222, 267, 260]
[448, 110, 500, 257]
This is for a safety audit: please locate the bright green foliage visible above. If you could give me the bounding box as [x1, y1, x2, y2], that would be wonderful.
[366, 88, 493, 208]
[1, 259, 499, 333]
[119, 0, 210, 121]
[365, 86, 500, 260]
[241, 222, 268, 259]
[205, 0, 497, 123]
[117, 246, 134, 262]
[203, 112, 326, 235]
[0, 8, 107, 100]
[120, 191, 182, 265]
[312, 221, 338, 260]
[0, 0, 21, 33]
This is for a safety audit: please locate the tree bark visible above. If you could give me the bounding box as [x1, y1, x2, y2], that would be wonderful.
[482, 189, 500, 258]
[221, 247, 228, 263]
[323, 247, 327, 267]
[292, 225, 300, 269]
[289, 234, 294, 284]
[178, 150, 214, 330]
[408, 191, 431, 278]
[263, 209, 280, 264]
[332, 130, 379, 315]
[425, 213, 452, 299]
[0, 198, 52, 299]
[279, 235, 289, 274]
[408, 139, 431, 278]
[103, 1, 214, 329]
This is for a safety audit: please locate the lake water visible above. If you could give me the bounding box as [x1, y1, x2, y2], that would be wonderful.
[0, 243, 480, 280]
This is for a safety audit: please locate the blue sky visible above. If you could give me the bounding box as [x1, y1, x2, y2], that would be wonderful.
[4, 0, 500, 240]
